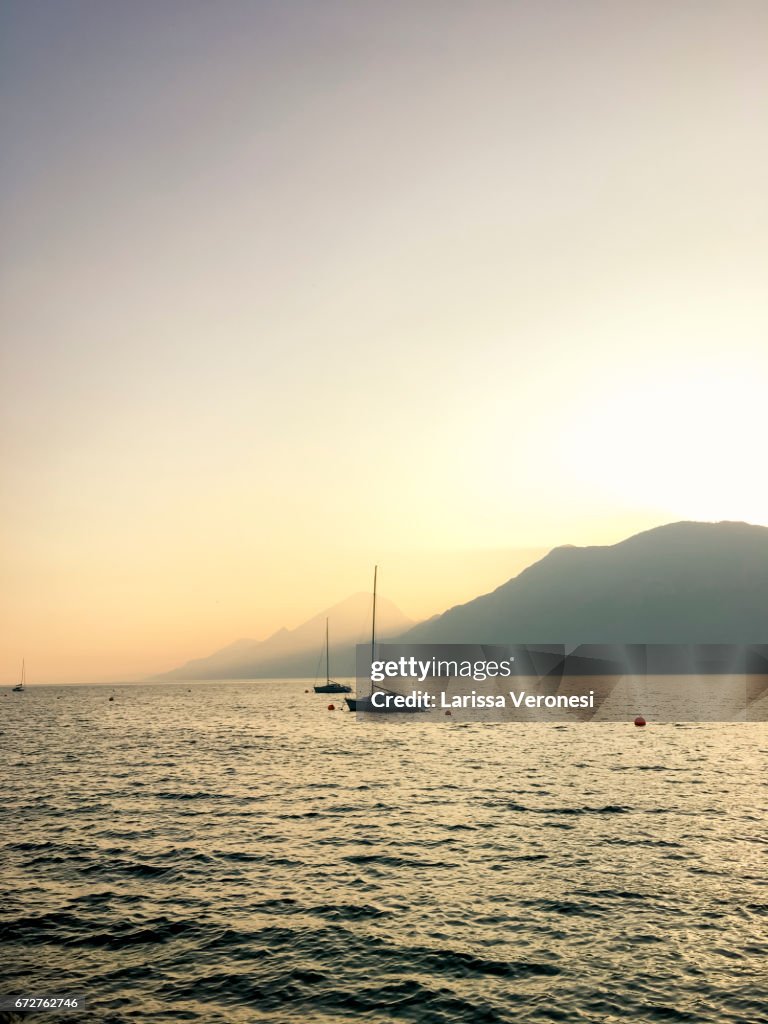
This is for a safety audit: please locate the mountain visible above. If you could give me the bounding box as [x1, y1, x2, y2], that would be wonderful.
[157, 592, 413, 680]
[158, 522, 768, 678]
[401, 521, 768, 644]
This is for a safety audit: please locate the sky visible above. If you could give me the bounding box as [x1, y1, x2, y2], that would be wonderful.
[2, 1, 767, 682]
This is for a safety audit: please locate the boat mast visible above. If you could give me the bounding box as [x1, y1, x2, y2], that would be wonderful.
[21, 658, 25, 686]
[325, 618, 330, 684]
[371, 565, 378, 662]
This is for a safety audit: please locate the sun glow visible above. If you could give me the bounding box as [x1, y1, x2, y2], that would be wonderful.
[561, 363, 767, 527]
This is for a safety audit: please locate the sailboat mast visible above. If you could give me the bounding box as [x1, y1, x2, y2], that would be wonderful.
[371, 565, 378, 662]
[22, 659, 25, 686]
[325, 618, 330, 684]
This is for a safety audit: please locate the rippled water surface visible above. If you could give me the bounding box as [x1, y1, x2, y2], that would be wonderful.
[1, 682, 766, 1023]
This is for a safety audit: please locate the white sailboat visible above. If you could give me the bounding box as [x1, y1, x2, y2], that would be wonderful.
[12, 659, 25, 692]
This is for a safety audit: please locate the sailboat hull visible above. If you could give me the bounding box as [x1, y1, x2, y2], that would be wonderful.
[345, 695, 424, 713]
[314, 682, 352, 694]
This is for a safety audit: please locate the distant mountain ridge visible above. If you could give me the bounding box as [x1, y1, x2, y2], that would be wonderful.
[402, 521, 768, 644]
[158, 521, 768, 679]
[157, 592, 413, 680]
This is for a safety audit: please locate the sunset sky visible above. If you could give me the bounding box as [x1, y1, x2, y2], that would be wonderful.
[2, 2, 767, 682]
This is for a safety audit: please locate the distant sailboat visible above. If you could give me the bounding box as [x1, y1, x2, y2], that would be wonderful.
[313, 619, 351, 694]
[12, 659, 25, 692]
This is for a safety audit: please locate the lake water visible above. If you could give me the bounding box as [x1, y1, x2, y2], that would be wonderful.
[1, 682, 766, 1023]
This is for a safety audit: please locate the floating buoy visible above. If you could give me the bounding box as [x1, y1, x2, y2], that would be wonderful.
[109, 696, 114, 701]
[634, 715, 646, 727]
[445, 710, 452, 716]
[305, 689, 310, 693]
[327, 703, 335, 711]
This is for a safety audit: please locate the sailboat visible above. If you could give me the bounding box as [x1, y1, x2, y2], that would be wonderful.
[313, 619, 351, 694]
[345, 567, 424, 713]
[344, 569, 380, 712]
[344, 567, 378, 711]
[12, 659, 25, 692]
[346, 569, 423, 712]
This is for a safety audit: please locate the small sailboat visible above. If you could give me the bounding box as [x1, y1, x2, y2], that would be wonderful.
[345, 567, 424, 713]
[12, 659, 26, 692]
[313, 619, 351, 694]
[345, 568, 378, 712]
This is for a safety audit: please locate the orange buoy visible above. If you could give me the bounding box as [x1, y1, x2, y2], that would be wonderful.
[634, 715, 646, 727]
[327, 703, 335, 711]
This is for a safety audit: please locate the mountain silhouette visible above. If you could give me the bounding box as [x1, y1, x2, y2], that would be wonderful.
[158, 522, 768, 678]
[402, 521, 768, 644]
[157, 592, 413, 680]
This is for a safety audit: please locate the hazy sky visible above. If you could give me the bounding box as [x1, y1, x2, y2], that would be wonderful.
[2, 1, 767, 681]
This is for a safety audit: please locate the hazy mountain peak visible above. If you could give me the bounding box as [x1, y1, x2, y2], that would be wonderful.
[157, 590, 414, 680]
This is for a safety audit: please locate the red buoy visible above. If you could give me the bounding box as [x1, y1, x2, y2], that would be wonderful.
[634, 715, 646, 727]
[327, 703, 335, 711]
